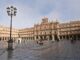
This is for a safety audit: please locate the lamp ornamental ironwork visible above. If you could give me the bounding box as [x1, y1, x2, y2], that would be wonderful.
[6, 6, 17, 50]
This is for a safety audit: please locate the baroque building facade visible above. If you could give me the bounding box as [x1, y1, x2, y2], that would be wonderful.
[19, 18, 80, 41]
[0, 17, 80, 41]
[0, 25, 18, 41]
[34, 18, 58, 41]
[58, 21, 80, 40]
[19, 28, 34, 40]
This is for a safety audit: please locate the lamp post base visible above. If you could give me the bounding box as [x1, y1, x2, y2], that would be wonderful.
[7, 39, 13, 50]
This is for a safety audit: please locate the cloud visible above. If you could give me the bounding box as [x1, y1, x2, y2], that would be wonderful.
[59, 0, 80, 20]
[0, 0, 80, 28]
[11, 3, 43, 28]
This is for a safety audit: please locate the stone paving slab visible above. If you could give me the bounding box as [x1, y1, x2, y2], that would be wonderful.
[0, 40, 80, 60]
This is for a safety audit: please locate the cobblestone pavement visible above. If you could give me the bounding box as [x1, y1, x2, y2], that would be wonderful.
[0, 40, 80, 60]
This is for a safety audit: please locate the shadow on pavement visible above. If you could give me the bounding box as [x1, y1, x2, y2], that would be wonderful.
[7, 50, 13, 60]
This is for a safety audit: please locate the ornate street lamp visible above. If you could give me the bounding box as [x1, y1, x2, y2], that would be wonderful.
[6, 6, 17, 50]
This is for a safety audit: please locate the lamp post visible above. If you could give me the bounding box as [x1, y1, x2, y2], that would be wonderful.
[6, 6, 17, 50]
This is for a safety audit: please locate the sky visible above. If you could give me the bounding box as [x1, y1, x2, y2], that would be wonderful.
[0, 0, 80, 28]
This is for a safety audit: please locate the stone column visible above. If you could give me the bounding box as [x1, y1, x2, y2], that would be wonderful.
[52, 35, 55, 41]
[38, 36, 40, 40]
[34, 36, 37, 41]
[58, 35, 60, 40]
[47, 36, 49, 41]
[42, 36, 44, 40]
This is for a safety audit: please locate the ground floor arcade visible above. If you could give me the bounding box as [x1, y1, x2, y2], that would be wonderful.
[0, 37, 18, 41]
[59, 34, 80, 40]
[34, 34, 59, 41]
